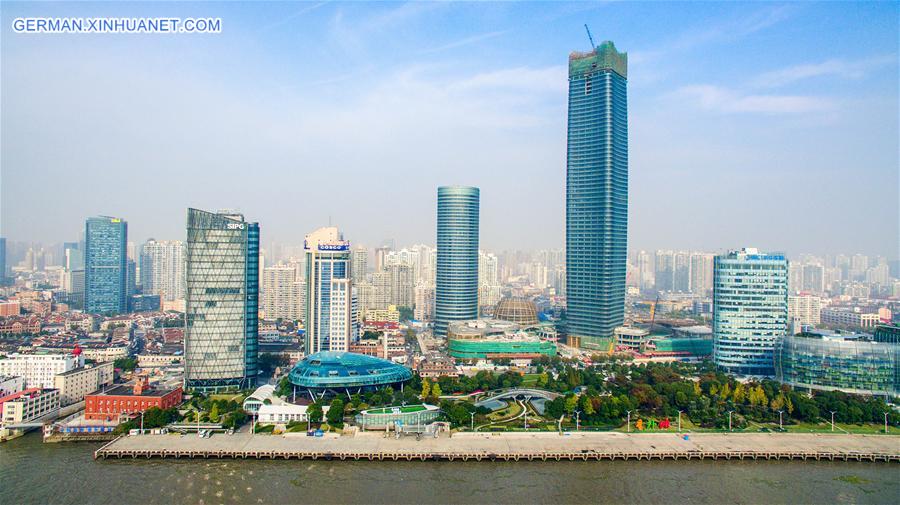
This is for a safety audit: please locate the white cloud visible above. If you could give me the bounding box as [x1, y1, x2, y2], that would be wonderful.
[676, 84, 835, 114]
[752, 55, 896, 88]
[418, 30, 509, 55]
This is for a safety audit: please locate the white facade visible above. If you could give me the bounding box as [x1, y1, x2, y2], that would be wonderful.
[1, 389, 60, 427]
[53, 362, 115, 406]
[788, 295, 823, 327]
[262, 265, 301, 321]
[414, 284, 435, 321]
[328, 278, 352, 352]
[140, 240, 185, 302]
[80, 346, 129, 363]
[820, 307, 881, 328]
[0, 353, 82, 389]
[0, 376, 25, 397]
[257, 403, 330, 425]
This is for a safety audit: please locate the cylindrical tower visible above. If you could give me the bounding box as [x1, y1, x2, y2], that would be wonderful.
[434, 186, 479, 337]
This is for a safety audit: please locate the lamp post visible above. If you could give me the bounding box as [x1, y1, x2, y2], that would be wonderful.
[677, 410, 683, 432]
[470, 412, 475, 432]
[575, 410, 580, 432]
[140, 411, 145, 435]
[626, 410, 632, 433]
[777, 410, 784, 431]
[830, 411, 837, 432]
[728, 411, 733, 432]
[524, 404, 528, 431]
[885, 412, 889, 434]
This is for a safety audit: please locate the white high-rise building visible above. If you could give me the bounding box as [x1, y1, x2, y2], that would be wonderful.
[414, 283, 435, 321]
[690, 253, 715, 296]
[262, 265, 301, 321]
[328, 278, 352, 352]
[140, 240, 185, 302]
[351, 247, 368, 285]
[303, 226, 352, 354]
[478, 251, 499, 286]
[372, 271, 392, 310]
[788, 294, 823, 328]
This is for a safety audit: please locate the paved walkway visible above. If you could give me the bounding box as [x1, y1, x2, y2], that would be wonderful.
[100, 431, 900, 459]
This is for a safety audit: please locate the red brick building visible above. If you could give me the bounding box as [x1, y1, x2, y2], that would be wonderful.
[84, 378, 182, 422]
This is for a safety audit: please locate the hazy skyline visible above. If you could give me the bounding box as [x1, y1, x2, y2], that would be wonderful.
[2, 2, 897, 258]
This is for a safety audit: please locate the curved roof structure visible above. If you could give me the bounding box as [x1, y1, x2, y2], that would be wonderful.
[494, 297, 539, 325]
[288, 351, 412, 390]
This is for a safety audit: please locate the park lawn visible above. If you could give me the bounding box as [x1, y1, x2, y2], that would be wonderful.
[520, 374, 542, 387]
[209, 393, 246, 403]
[488, 401, 524, 422]
[781, 421, 889, 434]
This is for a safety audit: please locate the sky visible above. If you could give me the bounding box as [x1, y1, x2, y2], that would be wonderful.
[1, 1, 898, 258]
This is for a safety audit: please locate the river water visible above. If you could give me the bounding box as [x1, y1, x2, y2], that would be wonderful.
[1, 433, 897, 504]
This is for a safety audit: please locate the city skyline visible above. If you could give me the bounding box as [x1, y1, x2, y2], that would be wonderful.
[2, 2, 897, 258]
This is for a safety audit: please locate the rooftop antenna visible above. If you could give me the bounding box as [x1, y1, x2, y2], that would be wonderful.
[584, 24, 596, 48]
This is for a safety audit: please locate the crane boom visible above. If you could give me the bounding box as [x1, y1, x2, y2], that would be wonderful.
[584, 24, 596, 48]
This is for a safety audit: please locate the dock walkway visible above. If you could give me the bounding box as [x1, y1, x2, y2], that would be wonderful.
[94, 431, 900, 463]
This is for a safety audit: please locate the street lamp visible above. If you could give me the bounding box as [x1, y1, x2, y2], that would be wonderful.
[677, 410, 683, 432]
[830, 411, 837, 432]
[524, 404, 528, 431]
[140, 411, 145, 435]
[777, 410, 784, 431]
[575, 410, 580, 432]
[626, 410, 632, 433]
[885, 412, 889, 434]
[470, 412, 475, 432]
[727, 411, 733, 432]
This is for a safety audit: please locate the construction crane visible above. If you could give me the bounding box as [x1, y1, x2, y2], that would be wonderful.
[584, 24, 596, 48]
[648, 294, 661, 335]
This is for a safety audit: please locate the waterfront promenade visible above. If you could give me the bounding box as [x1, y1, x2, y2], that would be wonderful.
[95, 431, 900, 462]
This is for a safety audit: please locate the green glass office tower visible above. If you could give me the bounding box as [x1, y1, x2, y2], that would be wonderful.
[713, 248, 788, 377]
[185, 208, 260, 391]
[434, 186, 479, 338]
[565, 41, 628, 350]
[84, 216, 128, 315]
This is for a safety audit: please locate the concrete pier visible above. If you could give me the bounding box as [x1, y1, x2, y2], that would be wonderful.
[94, 432, 900, 463]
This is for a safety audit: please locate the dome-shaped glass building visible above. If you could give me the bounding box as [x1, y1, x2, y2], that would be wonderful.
[288, 351, 413, 397]
[494, 297, 539, 325]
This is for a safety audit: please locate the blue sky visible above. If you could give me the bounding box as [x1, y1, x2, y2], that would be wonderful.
[2, 1, 897, 257]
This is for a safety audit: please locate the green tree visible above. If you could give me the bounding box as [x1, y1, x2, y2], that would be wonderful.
[307, 403, 324, 424]
[421, 378, 431, 399]
[208, 404, 220, 423]
[431, 383, 443, 398]
[564, 395, 578, 414]
[327, 398, 345, 427]
[580, 394, 595, 416]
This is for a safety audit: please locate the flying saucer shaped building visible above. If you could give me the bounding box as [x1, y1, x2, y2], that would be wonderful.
[288, 351, 413, 398]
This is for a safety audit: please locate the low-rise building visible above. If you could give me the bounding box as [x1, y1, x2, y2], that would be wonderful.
[242, 384, 277, 414]
[614, 327, 650, 351]
[821, 307, 882, 328]
[80, 346, 129, 363]
[0, 375, 25, 396]
[136, 354, 182, 368]
[257, 403, 329, 425]
[53, 362, 115, 406]
[1, 388, 61, 435]
[0, 300, 21, 316]
[84, 379, 182, 422]
[0, 352, 82, 389]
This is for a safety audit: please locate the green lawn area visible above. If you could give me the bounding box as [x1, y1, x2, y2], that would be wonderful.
[209, 393, 246, 403]
[520, 374, 541, 387]
[487, 401, 523, 422]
